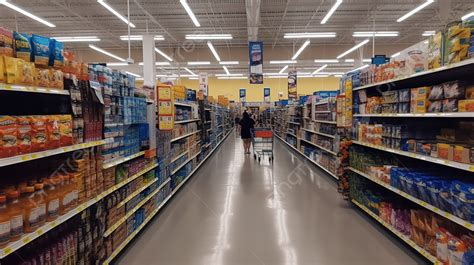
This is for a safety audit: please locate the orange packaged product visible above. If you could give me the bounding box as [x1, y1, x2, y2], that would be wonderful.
[436, 228, 451, 265]
[34, 68, 50, 88]
[46, 115, 60, 149]
[16, 116, 31, 155]
[44, 178, 59, 222]
[0, 116, 18, 158]
[59, 115, 73, 146]
[33, 183, 46, 226]
[30, 116, 48, 152]
[18, 60, 34, 85]
[6, 190, 23, 240]
[49, 69, 63, 89]
[0, 195, 10, 247]
[21, 186, 40, 233]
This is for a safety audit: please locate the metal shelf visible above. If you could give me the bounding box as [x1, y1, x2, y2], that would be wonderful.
[174, 102, 192, 108]
[103, 151, 146, 169]
[314, 120, 337, 125]
[286, 132, 297, 138]
[171, 151, 201, 175]
[302, 128, 336, 139]
[352, 141, 474, 172]
[300, 139, 338, 156]
[174, 119, 200, 124]
[0, 84, 70, 95]
[171, 151, 189, 163]
[171, 131, 199, 143]
[354, 113, 474, 118]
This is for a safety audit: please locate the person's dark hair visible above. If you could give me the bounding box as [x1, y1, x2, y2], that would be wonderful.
[242, 111, 250, 119]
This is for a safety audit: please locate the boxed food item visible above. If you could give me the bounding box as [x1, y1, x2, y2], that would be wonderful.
[428, 84, 444, 101]
[427, 100, 443, 113]
[398, 89, 410, 103]
[411, 87, 431, 113]
[428, 32, 444, 69]
[443, 81, 465, 99]
[442, 99, 458, 112]
[445, 22, 471, 65]
[0, 116, 18, 158]
[382, 90, 398, 103]
[466, 85, 474, 99]
[46, 115, 60, 149]
[458, 99, 474, 112]
[34, 68, 50, 87]
[437, 143, 454, 160]
[0, 27, 14, 57]
[453, 145, 471, 164]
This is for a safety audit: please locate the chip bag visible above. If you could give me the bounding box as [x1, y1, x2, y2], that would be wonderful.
[49, 69, 63, 89]
[31, 34, 50, 67]
[34, 68, 50, 87]
[16, 116, 32, 154]
[49, 39, 64, 68]
[46, 115, 60, 149]
[13, 32, 31, 62]
[59, 115, 73, 146]
[0, 27, 14, 57]
[30, 116, 48, 152]
[18, 60, 34, 85]
[0, 116, 18, 158]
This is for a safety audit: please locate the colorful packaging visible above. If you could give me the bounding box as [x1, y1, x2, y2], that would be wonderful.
[0, 56, 5, 83]
[428, 32, 444, 69]
[0, 116, 18, 158]
[448, 237, 467, 265]
[445, 23, 471, 65]
[13, 32, 31, 62]
[49, 39, 64, 68]
[458, 99, 474, 112]
[16, 116, 32, 154]
[31, 34, 50, 67]
[436, 228, 451, 265]
[34, 68, 50, 87]
[30, 116, 48, 152]
[59, 115, 73, 146]
[18, 60, 34, 85]
[46, 115, 60, 149]
[4, 56, 20, 84]
[49, 69, 63, 89]
[0, 27, 14, 57]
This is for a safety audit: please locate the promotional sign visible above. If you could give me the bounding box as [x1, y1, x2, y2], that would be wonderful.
[199, 72, 208, 96]
[240, 88, 246, 102]
[264, 87, 270, 102]
[157, 85, 174, 130]
[288, 71, 297, 100]
[343, 79, 353, 127]
[249, 41, 263, 84]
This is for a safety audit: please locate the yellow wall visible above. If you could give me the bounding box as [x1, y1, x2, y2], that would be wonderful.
[176, 77, 340, 102]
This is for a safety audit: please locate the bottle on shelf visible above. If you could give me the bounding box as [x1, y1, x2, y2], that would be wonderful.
[44, 178, 60, 222]
[7, 190, 23, 240]
[34, 182, 47, 227]
[0, 195, 11, 247]
[22, 186, 40, 233]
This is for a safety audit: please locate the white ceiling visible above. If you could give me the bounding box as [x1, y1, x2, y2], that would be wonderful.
[1, 0, 473, 76]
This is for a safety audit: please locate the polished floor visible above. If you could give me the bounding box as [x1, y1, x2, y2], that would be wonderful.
[117, 133, 426, 265]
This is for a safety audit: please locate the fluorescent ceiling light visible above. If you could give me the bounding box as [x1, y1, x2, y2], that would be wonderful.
[155, 48, 173, 62]
[318, 72, 345, 75]
[0, 0, 55, 27]
[215, 73, 243, 77]
[138, 62, 171, 66]
[264, 73, 286, 76]
[314, 59, 339, 63]
[89, 45, 126, 62]
[188, 77, 199, 80]
[268, 76, 286, 79]
[350, 64, 369, 72]
[334, 74, 343, 77]
[120, 35, 165, 41]
[184, 67, 197, 76]
[321, 0, 343, 24]
[284, 32, 336, 38]
[391, 52, 401, 58]
[217, 76, 248, 80]
[270, 60, 297, 64]
[291, 40, 311, 60]
[188, 61, 211, 65]
[397, 0, 434, 23]
[462, 11, 474, 21]
[52, 36, 100, 42]
[353, 31, 399, 37]
[125, 71, 141, 78]
[185, 34, 232, 40]
[279, 65, 289, 74]
[222, 66, 230, 75]
[219, 61, 239, 65]
[311, 74, 329, 78]
[97, 0, 135, 28]
[207, 42, 221, 61]
[343, 59, 371, 63]
[180, 0, 200, 27]
[422, 31, 436, 37]
[107, 62, 129, 66]
[337, 39, 370, 59]
[312, 64, 328, 75]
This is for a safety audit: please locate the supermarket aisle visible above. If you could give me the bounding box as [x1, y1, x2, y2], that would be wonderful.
[117, 133, 424, 265]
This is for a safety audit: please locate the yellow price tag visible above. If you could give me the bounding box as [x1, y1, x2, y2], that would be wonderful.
[465, 223, 472, 229]
[469, 166, 474, 172]
[36, 228, 44, 234]
[420, 202, 427, 206]
[22, 236, 31, 244]
[4, 247, 13, 254]
[21, 155, 30, 161]
[50, 221, 57, 228]
[31, 154, 38, 159]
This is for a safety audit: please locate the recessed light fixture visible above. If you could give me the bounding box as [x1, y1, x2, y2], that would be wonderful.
[180, 0, 201, 27]
[52, 36, 101, 42]
[312, 64, 328, 75]
[270, 60, 297, 64]
[125, 71, 141, 78]
[185, 34, 232, 40]
[89, 45, 126, 62]
[291, 40, 311, 60]
[219, 61, 239, 65]
[279, 65, 289, 74]
[314, 59, 339, 63]
[188, 61, 211, 65]
[120, 35, 165, 41]
[0, 0, 56, 27]
[397, 0, 434, 23]
[353, 31, 399, 37]
[284, 32, 336, 38]
[97, 0, 135, 28]
[422, 31, 436, 37]
[391, 52, 401, 58]
[321, 0, 343, 24]
[462, 11, 474, 21]
[207, 42, 221, 61]
[155, 48, 173, 62]
[336, 39, 370, 59]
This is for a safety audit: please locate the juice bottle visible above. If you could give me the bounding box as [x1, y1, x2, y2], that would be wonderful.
[68, 173, 79, 209]
[22, 186, 40, 233]
[7, 190, 23, 240]
[44, 178, 60, 222]
[34, 183, 47, 226]
[56, 175, 67, 215]
[0, 195, 11, 246]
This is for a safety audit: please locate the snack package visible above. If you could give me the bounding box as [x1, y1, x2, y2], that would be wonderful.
[448, 237, 467, 265]
[16, 116, 31, 154]
[49, 39, 64, 68]
[59, 115, 73, 146]
[442, 99, 458, 112]
[34, 68, 50, 87]
[0, 116, 18, 158]
[428, 100, 443, 113]
[4, 56, 19, 84]
[458, 99, 474, 112]
[428, 32, 444, 69]
[31, 34, 50, 67]
[445, 23, 471, 65]
[46, 115, 60, 149]
[13, 32, 31, 62]
[0, 27, 14, 57]
[436, 228, 451, 265]
[30, 116, 48, 152]
[0, 56, 5, 83]
[466, 85, 474, 99]
[429, 85, 444, 100]
[18, 60, 34, 85]
[443, 81, 465, 99]
[49, 69, 64, 89]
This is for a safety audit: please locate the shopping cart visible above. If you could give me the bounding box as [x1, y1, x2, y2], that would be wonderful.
[252, 127, 274, 163]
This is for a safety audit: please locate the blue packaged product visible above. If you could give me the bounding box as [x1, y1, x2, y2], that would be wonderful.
[463, 250, 474, 265]
[49, 39, 64, 68]
[13, 32, 31, 62]
[427, 180, 449, 208]
[414, 175, 432, 203]
[31, 34, 50, 67]
[453, 181, 474, 201]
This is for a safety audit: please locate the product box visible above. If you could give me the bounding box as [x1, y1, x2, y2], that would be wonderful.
[411, 87, 431, 113]
[437, 143, 454, 160]
[453, 145, 471, 164]
[458, 99, 474, 112]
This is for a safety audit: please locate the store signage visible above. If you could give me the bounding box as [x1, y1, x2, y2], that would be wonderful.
[157, 85, 174, 130]
[264, 87, 270, 102]
[371, 55, 389, 66]
[240, 88, 246, 102]
[288, 71, 297, 100]
[199, 72, 208, 96]
[249, 41, 263, 84]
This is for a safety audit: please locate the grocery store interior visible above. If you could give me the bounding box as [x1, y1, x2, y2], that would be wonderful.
[0, 0, 473, 264]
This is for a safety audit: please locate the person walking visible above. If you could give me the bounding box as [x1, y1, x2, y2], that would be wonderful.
[239, 111, 255, 154]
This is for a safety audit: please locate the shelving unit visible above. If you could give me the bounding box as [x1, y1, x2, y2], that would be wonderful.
[102, 151, 146, 169]
[0, 84, 71, 95]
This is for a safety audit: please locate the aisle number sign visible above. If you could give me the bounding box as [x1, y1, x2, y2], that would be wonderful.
[157, 85, 174, 130]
